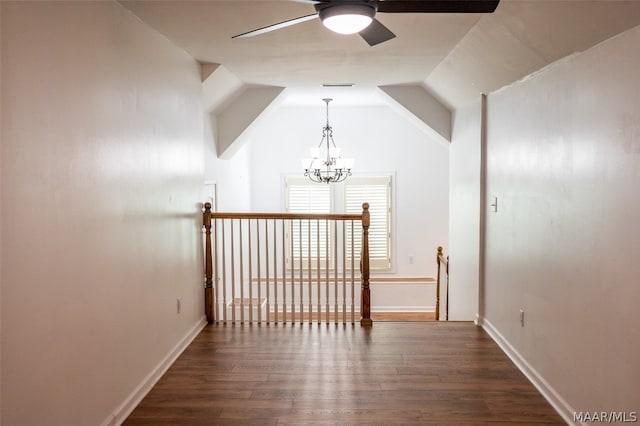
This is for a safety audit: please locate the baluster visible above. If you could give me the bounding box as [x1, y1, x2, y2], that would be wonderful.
[257, 219, 261, 324]
[342, 221, 347, 324]
[282, 220, 287, 323]
[325, 219, 329, 324]
[291, 220, 297, 323]
[308, 219, 312, 322]
[299, 220, 303, 324]
[273, 220, 278, 324]
[290, 220, 294, 323]
[264, 219, 270, 322]
[248, 219, 253, 323]
[230, 220, 236, 323]
[351, 219, 355, 323]
[221, 219, 227, 322]
[333, 220, 339, 324]
[239, 220, 244, 323]
[215, 218, 221, 323]
[316, 219, 321, 322]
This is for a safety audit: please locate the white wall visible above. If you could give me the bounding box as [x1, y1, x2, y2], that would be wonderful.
[449, 99, 483, 320]
[204, 113, 252, 212]
[1, 2, 205, 425]
[244, 104, 449, 311]
[481, 25, 640, 421]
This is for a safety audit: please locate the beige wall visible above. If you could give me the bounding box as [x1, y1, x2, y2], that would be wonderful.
[481, 25, 640, 421]
[1, 2, 205, 425]
[449, 99, 483, 320]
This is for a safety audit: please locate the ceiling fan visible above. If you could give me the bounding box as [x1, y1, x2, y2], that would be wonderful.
[232, 0, 500, 46]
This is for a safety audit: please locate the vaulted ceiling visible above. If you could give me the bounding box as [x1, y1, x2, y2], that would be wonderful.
[120, 0, 640, 111]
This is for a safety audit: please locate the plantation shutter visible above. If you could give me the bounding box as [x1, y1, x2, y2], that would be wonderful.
[345, 176, 391, 270]
[285, 178, 333, 266]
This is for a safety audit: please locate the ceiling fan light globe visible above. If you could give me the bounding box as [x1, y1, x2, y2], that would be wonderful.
[322, 14, 373, 34]
[319, 4, 376, 35]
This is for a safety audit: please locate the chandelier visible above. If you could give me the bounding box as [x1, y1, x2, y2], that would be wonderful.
[302, 98, 353, 184]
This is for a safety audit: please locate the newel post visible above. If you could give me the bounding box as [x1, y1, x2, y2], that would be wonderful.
[360, 203, 372, 326]
[203, 202, 214, 324]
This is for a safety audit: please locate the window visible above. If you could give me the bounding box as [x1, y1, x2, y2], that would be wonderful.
[345, 176, 392, 270]
[285, 177, 333, 268]
[284, 175, 392, 271]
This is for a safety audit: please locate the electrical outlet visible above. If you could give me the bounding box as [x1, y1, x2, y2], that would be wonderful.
[177, 298, 182, 314]
[520, 309, 525, 327]
[408, 255, 414, 264]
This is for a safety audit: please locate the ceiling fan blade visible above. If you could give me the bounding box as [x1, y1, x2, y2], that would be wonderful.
[359, 18, 396, 46]
[377, 0, 500, 14]
[232, 13, 318, 39]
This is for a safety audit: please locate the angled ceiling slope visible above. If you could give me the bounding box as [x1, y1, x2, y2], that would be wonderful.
[425, 0, 640, 109]
[379, 85, 451, 143]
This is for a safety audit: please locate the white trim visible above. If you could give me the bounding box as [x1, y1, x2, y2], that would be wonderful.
[103, 316, 208, 426]
[474, 313, 484, 326]
[481, 318, 576, 426]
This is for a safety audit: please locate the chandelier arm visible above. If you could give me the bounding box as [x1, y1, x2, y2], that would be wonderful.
[318, 127, 328, 147]
[328, 132, 338, 149]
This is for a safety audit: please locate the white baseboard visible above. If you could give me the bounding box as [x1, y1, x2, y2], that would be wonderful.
[102, 316, 208, 426]
[481, 318, 575, 425]
[474, 313, 484, 326]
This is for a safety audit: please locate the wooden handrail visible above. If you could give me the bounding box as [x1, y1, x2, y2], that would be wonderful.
[202, 202, 371, 325]
[436, 246, 449, 321]
[212, 211, 362, 221]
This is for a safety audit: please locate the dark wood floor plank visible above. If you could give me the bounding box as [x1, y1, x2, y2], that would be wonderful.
[124, 322, 565, 425]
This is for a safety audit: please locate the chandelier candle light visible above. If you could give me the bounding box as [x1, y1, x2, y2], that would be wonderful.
[303, 98, 354, 184]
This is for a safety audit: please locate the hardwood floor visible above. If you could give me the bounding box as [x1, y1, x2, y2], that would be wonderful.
[124, 322, 564, 425]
